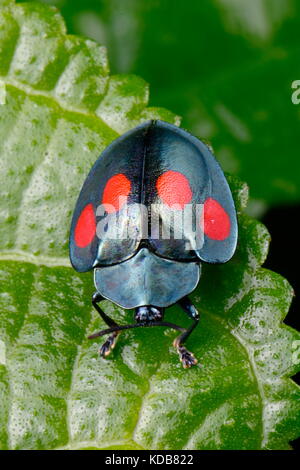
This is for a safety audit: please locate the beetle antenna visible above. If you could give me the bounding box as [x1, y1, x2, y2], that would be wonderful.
[88, 321, 185, 339]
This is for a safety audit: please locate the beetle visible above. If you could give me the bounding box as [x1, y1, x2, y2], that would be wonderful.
[69, 120, 237, 368]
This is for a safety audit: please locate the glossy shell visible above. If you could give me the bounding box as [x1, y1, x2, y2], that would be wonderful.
[94, 247, 201, 308]
[69, 120, 238, 275]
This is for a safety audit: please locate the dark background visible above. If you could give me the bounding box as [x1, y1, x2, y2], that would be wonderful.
[20, 0, 300, 449]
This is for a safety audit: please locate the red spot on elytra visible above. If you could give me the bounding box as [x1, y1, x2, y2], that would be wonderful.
[74, 203, 96, 248]
[102, 173, 131, 213]
[156, 170, 192, 209]
[203, 198, 230, 240]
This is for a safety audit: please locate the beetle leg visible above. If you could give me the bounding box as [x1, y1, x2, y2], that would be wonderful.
[173, 296, 199, 368]
[91, 292, 120, 357]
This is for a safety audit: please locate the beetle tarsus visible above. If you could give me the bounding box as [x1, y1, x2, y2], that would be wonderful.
[99, 331, 120, 357]
[175, 343, 198, 368]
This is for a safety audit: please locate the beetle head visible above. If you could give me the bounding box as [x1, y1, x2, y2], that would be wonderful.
[135, 305, 164, 323]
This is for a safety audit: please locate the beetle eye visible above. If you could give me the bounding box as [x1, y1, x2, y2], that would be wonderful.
[150, 306, 163, 319]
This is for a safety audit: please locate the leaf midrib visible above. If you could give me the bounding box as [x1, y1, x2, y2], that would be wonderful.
[0, 250, 70, 267]
[0, 78, 114, 133]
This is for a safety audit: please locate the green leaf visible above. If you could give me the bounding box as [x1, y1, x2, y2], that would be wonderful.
[0, 0, 299, 450]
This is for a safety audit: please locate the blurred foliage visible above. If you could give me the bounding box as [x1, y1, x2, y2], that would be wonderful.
[24, 0, 300, 214]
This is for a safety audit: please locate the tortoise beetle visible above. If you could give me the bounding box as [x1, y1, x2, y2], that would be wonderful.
[69, 120, 237, 368]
